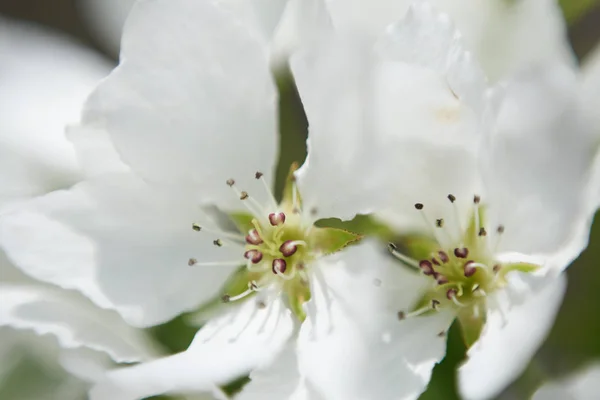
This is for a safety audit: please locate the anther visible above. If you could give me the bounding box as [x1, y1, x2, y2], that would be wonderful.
[493, 264, 501, 273]
[388, 243, 398, 252]
[192, 223, 201, 232]
[454, 247, 469, 258]
[497, 225, 505, 234]
[310, 207, 318, 216]
[226, 179, 235, 187]
[279, 240, 298, 257]
[245, 229, 263, 245]
[447, 194, 456, 203]
[437, 275, 449, 285]
[464, 261, 477, 277]
[269, 212, 286, 226]
[239, 191, 249, 200]
[272, 259, 287, 274]
[415, 203, 424, 210]
[431, 258, 441, 266]
[255, 171, 263, 179]
[431, 299, 441, 310]
[244, 250, 263, 264]
[438, 251, 449, 263]
[397, 311, 406, 320]
[257, 301, 267, 309]
[419, 260, 435, 275]
[213, 239, 223, 247]
[479, 227, 487, 237]
[188, 258, 197, 266]
[437, 331, 446, 337]
[436, 218, 444, 228]
[473, 195, 481, 204]
[446, 288, 458, 300]
[221, 294, 231, 303]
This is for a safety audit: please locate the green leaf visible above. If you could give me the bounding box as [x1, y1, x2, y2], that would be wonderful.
[317, 214, 396, 241]
[559, 0, 600, 25]
[310, 226, 362, 255]
[457, 306, 486, 349]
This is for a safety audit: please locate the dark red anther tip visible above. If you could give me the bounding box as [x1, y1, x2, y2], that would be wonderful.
[245, 229, 263, 245]
[419, 260, 434, 275]
[438, 251, 449, 263]
[269, 212, 286, 226]
[244, 250, 263, 264]
[272, 259, 287, 274]
[446, 288, 457, 300]
[279, 240, 297, 257]
[464, 261, 477, 277]
[454, 247, 469, 258]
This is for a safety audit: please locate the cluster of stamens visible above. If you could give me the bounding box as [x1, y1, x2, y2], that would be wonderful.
[188, 171, 313, 306]
[389, 194, 508, 317]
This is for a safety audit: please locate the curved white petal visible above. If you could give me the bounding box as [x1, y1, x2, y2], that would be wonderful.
[324, 0, 573, 81]
[80, 0, 278, 211]
[0, 328, 98, 399]
[0, 17, 111, 206]
[237, 341, 324, 400]
[91, 297, 294, 400]
[292, 3, 484, 228]
[0, 282, 157, 363]
[297, 242, 454, 400]
[533, 363, 600, 400]
[458, 273, 567, 400]
[483, 65, 597, 264]
[0, 174, 240, 327]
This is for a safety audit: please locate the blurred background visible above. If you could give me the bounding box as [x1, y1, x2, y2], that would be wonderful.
[1, 0, 600, 399]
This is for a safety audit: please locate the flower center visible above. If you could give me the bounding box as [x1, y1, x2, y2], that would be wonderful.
[188, 167, 361, 321]
[389, 194, 539, 318]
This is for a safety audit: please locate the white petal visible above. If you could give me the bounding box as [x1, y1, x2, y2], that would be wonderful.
[0, 17, 111, 206]
[237, 341, 324, 400]
[533, 363, 600, 400]
[483, 64, 597, 263]
[0, 282, 157, 363]
[91, 297, 294, 400]
[293, 5, 484, 227]
[458, 273, 567, 400]
[297, 242, 454, 400]
[270, 0, 333, 71]
[81, 0, 278, 211]
[324, 0, 574, 81]
[0, 174, 240, 327]
[0, 328, 95, 399]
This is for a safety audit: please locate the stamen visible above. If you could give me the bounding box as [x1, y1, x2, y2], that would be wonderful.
[227, 180, 263, 216]
[419, 260, 435, 275]
[415, 203, 447, 248]
[473, 195, 481, 241]
[438, 251, 450, 263]
[436, 274, 449, 285]
[400, 299, 441, 319]
[388, 243, 421, 269]
[436, 218, 444, 228]
[272, 259, 287, 274]
[269, 212, 286, 226]
[191, 224, 244, 242]
[494, 225, 505, 252]
[447, 193, 464, 240]
[478, 227, 487, 237]
[245, 229, 263, 245]
[244, 250, 263, 264]
[256, 171, 278, 210]
[213, 239, 223, 247]
[190, 260, 243, 267]
[454, 247, 469, 258]
[464, 261, 477, 277]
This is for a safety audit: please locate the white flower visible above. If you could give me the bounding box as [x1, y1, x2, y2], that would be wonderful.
[323, 0, 575, 81]
[0, 16, 159, 397]
[291, 3, 598, 399]
[0, 1, 432, 399]
[533, 363, 600, 400]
